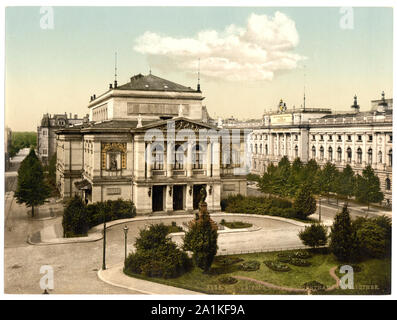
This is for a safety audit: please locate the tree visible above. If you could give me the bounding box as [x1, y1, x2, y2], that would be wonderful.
[329, 205, 355, 262]
[62, 195, 89, 237]
[293, 184, 317, 219]
[334, 164, 356, 206]
[183, 211, 218, 273]
[355, 165, 384, 211]
[47, 152, 57, 188]
[15, 149, 50, 217]
[317, 162, 338, 203]
[299, 223, 328, 249]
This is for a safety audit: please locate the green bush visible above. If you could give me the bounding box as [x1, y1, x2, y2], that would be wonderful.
[214, 256, 244, 266]
[238, 260, 260, 271]
[299, 224, 328, 249]
[220, 220, 252, 229]
[62, 196, 89, 237]
[264, 260, 291, 272]
[86, 199, 136, 228]
[124, 224, 191, 279]
[218, 276, 238, 285]
[290, 258, 311, 267]
[303, 281, 326, 292]
[221, 194, 297, 219]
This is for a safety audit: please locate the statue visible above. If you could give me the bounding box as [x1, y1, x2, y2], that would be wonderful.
[199, 186, 207, 204]
[109, 154, 117, 170]
[137, 114, 142, 128]
[178, 104, 184, 117]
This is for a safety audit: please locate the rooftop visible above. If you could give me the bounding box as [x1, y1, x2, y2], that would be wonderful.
[115, 73, 198, 93]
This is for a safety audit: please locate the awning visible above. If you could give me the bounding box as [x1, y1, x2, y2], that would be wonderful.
[74, 179, 92, 190]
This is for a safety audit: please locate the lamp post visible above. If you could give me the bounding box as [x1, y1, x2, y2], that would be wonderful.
[102, 209, 106, 270]
[123, 225, 129, 262]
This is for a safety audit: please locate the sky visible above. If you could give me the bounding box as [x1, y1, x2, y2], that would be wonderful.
[5, 6, 393, 131]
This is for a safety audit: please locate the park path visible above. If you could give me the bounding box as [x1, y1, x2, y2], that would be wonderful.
[232, 266, 340, 294]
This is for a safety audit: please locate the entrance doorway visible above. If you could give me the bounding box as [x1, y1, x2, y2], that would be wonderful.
[173, 185, 184, 211]
[193, 184, 206, 210]
[152, 186, 164, 212]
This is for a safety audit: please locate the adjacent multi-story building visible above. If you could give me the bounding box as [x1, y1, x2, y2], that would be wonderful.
[250, 93, 393, 206]
[37, 113, 86, 164]
[56, 73, 247, 214]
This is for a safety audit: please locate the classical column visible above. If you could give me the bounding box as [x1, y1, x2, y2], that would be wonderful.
[283, 133, 287, 156]
[290, 132, 293, 159]
[166, 142, 173, 177]
[212, 140, 220, 177]
[165, 185, 173, 212]
[146, 142, 152, 179]
[186, 185, 193, 211]
[363, 132, 367, 165]
[187, 142, 193, 177]
[315, 134, 319, 161]
[276, 134, 280, 157]
[332, 132, 336, 163]
[206, 142, 212, 177]
[352, 134, 356, 165]
[342, 133, 346, 164]
[382, 133, 387, 167]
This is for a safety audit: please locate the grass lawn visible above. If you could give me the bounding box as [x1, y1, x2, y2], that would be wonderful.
[124, 250, 391, 295]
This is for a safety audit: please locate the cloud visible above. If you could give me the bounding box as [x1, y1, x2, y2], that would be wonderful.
[134, 12, 304, 81]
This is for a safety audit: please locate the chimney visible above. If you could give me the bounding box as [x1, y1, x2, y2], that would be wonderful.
[93, 94, 96, 99]
[109, 83, 113, 89]
[74, 114, 78, 119]
[114, 80, 117, 88]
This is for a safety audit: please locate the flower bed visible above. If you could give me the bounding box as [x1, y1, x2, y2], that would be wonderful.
[264, 260, 291, 272]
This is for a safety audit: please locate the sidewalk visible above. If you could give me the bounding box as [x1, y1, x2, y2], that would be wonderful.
[98, 263, 203, 295]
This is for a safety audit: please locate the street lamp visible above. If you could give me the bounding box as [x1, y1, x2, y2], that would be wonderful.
[102, 209, 107, 270]
[123, 225, 129, 262]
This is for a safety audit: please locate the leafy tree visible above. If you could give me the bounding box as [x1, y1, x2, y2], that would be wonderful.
[329, 205, 355, 262]
[317, 162, 338, 203]
[293, 184, 317, 219]
[286, 158, 305, 196]
[299, 223, 328, 249]
[355, 165, 384, 211]
[62, 195, 88, 237]
[334, 164, 356, 206]
[15, 149, 50, 217]
[355, 221, 387, 259]
[183, 213, 218, 273]
[9, 132, 37, 157]
[47, 152, 57, 187]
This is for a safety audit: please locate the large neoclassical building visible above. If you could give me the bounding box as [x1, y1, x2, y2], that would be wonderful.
[250, 93, 393, 206]
[56, 74, 247, 214]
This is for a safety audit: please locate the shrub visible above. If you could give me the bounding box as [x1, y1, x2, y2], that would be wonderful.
[62, 196, 89, 237]
[218, 276, 238, 285]
[299, 224, 328, 249]
[220, 220, 252, 229]
[290, 258, 311, 267]
[124, 224, 191, 279]
[221, 195, 295, 219]
[292, 250, 312, 259]
[214, 256, 244, 266]
[303, 281, 326, 292]
[86, 199, 136, 228]
[264, 260, 291, 272]
[238, 261, 260, 271]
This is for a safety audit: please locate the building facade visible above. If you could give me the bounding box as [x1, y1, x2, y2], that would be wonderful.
[56, 74, 247, 214]
[37, 113, 86, 164]
[250, 94, 393, 206]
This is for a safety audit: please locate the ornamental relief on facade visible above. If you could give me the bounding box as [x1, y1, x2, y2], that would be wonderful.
[101, 142, 127, 170]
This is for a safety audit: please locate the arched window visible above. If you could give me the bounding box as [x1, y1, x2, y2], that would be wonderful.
[368, 148, 373, 164]
[294, 145, 298, 157]
[347, 147, 352, 163]
[388, 149, 392, 166]
[357, 148, 362, 164]
[337, 147, 342, 162]
[259, 144, 263, 154]
[265, 144, 268, 155]
[174, 144, 185, 169]
[320, 146, 324, 160]
[386, 178, 391, 191]
[378, 151, 382, 164]
[152, 143, 164, 170]
[193, 144, 204, 169]
[255, 144, 258, 154]
[328, 147, 333, 161]
[312, 146, 316, 158]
